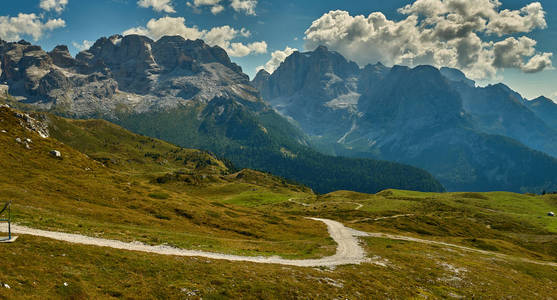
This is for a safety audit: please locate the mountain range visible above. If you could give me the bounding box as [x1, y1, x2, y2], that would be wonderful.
[0, 35, 444, 194]
[253, 46, 557, 192]
[2, 34, 557, 193]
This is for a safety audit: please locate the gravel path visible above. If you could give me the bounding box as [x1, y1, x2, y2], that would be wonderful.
[8, 218, 369, 267]
[7, 219, 555, 268]
[362, 231, 557, 267]
[288, 198, 363, 210]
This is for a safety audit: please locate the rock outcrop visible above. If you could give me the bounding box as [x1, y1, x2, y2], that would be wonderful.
[525, 96, 557, 131]
[0, 35, 260, 117]
[0, 36, 447, 195]
[253, 46, 557, 192]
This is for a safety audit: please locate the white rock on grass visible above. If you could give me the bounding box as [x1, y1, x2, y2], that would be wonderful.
[50, 150, 62, 158]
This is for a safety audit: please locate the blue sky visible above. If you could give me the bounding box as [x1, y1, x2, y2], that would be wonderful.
[2, 0, 556, 100]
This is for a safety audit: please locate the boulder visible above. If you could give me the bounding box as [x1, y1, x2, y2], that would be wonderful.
[50, 150, 62, 158]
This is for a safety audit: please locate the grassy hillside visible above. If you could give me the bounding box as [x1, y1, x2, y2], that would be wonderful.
[0, 105, 556, 299]
[0, 106, 332, 259]
[113, 99, 445, 194]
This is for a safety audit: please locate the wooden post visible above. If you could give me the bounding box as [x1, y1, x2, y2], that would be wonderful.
[7, 201, 10, 240]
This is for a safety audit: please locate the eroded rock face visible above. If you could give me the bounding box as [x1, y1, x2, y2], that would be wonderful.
[0, 35, 260, 117]
[49, 45, 76, 69]
[252, 45, 557, 192]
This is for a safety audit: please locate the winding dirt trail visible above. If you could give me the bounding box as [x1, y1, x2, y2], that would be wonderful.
[288, 198, 363, 210]
[7, 218, 369, 267]
[362, 231, 557, 267]
[5, 219, 556, 268]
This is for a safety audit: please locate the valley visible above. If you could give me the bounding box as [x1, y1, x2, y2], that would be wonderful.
[0, 37, 444, 195]
[254, 47, 557, 193]
[1, 0, 557, 298]
[0, 104, 556, 298]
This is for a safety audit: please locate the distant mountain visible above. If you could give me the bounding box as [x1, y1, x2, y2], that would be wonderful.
[253, 46, 557, 192]
[0, 36, 445, 194]
[525, 96, 557, 131]
[447, 80, 557, 157]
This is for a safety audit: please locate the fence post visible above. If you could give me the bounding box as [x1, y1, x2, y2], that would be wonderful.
[8, 201, 10, 240]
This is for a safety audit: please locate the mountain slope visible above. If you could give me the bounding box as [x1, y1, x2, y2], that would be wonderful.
[114, 97, 444, 194]
[525, 96, 557, 131]
[1, 105, 557, 299]
[447, 79, 557, 157]
[253, 46, 557, 192]
[0, 36, 444, 194]
[0, 104, 338, 258]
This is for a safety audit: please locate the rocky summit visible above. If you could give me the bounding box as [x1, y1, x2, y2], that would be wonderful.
[253, 46, 557, 193]
[0, 35, 445, 194]
[0, 35, 260, 117]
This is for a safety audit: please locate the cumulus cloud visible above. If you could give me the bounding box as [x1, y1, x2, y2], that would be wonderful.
[40, 0, 68, 14]
[257, 46, 298, 74]
[492, 36, 543, 72]
[187, 0, 224, 15]
[124, 16, 203, 40]
[211, 5, 225, 15]
[72, 40, 93, 51]
[0, 13, 65, 41]
[123, 16, 266, 57]
[187, 0, 257, 15]
[304, 1, 552, 80]
[230, 0, 257, 16]
[137, 0, 175, 13]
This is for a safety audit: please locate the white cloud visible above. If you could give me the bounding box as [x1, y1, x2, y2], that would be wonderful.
[0, 13, 66, 41]
[210, 5, 225, 15]
[256, 46, 298, 74]
[124, 16, 204, 40]
[486, 2, 547, 36]
[191, 0, 220, 5]
[230, 0, 257, 16]
[40, 0, 68, 14]
[137, 0, 175, 13]
[492, 36, 552, 73]
[123, 16, 267, 57]
[72, 40, 93, 51]
[186, 0, 258, 16]
[303, 0, 552, 80]
[521, 53, 553, 73]
[187, 0, 224, 15]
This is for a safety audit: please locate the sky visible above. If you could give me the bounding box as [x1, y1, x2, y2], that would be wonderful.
[1, 0, 557, 101]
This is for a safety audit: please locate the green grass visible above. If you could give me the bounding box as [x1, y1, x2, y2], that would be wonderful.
[0, 107, 333, 259]
[278, 189, 557, 260]
[222, 190, 292, 207]
[0, 234, 555, 299]
[1, 106, 556, 298]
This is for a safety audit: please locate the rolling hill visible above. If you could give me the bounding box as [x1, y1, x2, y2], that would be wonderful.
[0, 105, 556, 298]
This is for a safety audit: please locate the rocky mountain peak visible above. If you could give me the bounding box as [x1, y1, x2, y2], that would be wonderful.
[252, 69, 270, 87]
[48, 45, 75, 68]
[531, 96, 555, 104]
[0, 34, 261, 115]
[525, 96, 557, 130]
[313, 45, 329, 53]
[254, 45, 361, 101]
[440, 67, 475, 87]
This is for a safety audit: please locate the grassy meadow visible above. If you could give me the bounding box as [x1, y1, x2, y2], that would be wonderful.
[0, 105, 556, 299]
